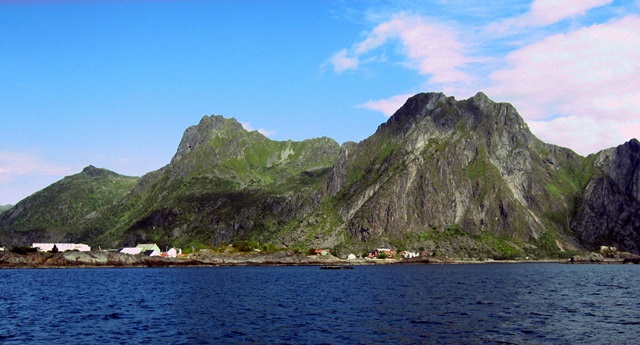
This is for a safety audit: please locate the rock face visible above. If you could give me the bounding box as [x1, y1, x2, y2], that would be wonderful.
[571, 139, 640, 252]
[321, 92, 585, 256]
[1, 93, 639, 258]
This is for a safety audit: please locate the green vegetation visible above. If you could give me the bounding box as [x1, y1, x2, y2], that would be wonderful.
[476, 232, 522, 260]
[465, 156, 488, 182]
[10, 246, 38, 255]
[0, 166, 139, 242]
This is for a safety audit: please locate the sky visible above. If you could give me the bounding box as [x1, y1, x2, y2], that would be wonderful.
[1, 0, 639, 205]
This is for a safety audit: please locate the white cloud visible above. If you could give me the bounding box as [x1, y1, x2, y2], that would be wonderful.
[240, 122, 276, 137]
[0, 151, 75, 204]
[487, 15, 640, 154]
[357, 94, 413, 117]
[330, 13, 474, 85]
[330, 49, 360, 73]
[0, 151, 73, 184]
[528, 116, 631, 156]
[488, 0, 613, 34]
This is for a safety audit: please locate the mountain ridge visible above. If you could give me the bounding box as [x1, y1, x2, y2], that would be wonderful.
[1, 92, 638, 258]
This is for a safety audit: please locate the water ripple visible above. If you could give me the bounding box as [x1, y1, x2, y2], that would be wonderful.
[1, 264, 639, 344]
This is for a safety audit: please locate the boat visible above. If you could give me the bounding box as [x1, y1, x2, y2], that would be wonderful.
[320, 265, 353, 269]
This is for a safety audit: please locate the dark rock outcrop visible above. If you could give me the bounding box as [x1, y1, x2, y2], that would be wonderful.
[571, 139, 640, 252]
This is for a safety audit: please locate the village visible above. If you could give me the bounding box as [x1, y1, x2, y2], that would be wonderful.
[2, 241, 638, 268]
[0, 240, 441, 269]
[0, 242, 426, 263]
[26, 242, 185, 258]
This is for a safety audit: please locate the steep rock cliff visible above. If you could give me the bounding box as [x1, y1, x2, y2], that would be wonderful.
[571, 139, 640, 252]
[325, 92, 587, 256]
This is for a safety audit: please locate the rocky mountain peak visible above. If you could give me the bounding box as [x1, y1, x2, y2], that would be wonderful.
[80, 165, 123, 179]
[595, 138, 640, 201]
[82, 165, 101, 176]
[468, 91, 492, 109]
[385, 92, 450, 128]
[171, 115, 245, 164]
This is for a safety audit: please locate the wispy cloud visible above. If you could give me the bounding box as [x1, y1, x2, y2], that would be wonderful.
[240, 122, 276, 137]
[330, 13, 474, 84]
[330, 49, 360, 73]
[487, 0, 613, 34]
[357, 94, 413, 117]
[0, 151, 75, 204]
[0, 151, 73, 184]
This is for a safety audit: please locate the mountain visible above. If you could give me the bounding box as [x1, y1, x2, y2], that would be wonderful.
[83, 116, 342, 249]
[0, 166, 139, 246]
[1, 93, 638, 258]
[317, 92, 602, 258]
[0, 205, 12, 214]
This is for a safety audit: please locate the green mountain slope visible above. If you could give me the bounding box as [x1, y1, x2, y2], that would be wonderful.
[84, 116, 342, 248]
[0, 166, 139, 246]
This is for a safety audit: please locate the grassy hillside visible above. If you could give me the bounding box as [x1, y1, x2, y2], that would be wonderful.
[0, 166, 139, 245]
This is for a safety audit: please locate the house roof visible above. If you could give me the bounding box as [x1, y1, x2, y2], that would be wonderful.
[119, 247, 142, 255]
[136, 243, 160, 251]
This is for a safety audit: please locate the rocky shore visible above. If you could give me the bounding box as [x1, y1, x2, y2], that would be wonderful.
[0, 250, 366, 268]
[566, 251, 640, 264]
[2, 249, 638, 269]
[0, 250, 197, 268]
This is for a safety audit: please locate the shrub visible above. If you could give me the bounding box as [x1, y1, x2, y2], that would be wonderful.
[261, 243, 277, 252]
[233, 240, 260, 252]
[10, 246, 38, 255]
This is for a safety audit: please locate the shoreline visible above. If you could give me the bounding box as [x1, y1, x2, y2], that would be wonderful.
[1, 250, 636, 269]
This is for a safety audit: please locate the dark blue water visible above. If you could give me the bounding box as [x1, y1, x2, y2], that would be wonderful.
[1, 263, 639, 344]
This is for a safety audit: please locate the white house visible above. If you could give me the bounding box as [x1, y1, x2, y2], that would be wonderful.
[32, 243, 91, 252]
[166, 247, 181, 258]
[119, 247, 143, 255]
[401, 251, 420, 259]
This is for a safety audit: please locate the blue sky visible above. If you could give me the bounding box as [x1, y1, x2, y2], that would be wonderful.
[2, 0, 639, 205]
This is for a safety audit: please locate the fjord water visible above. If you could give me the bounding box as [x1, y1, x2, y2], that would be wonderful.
[1, 264, 638, 344]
